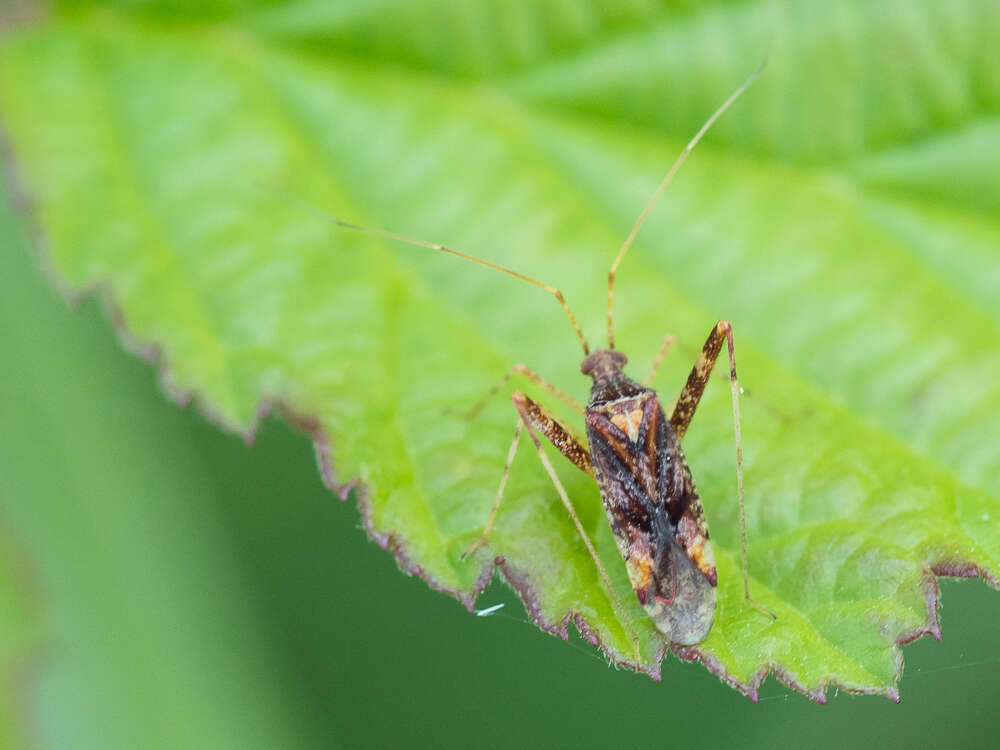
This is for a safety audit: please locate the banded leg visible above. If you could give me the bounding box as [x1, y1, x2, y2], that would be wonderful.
[462, 391, 593, 560]
[514, 394, 641, 663]
[463, 392, 640, 663]
[670, 321, 776, 620]
[459, 364, 585, 420]
[670, 321, 731, 439]
[653, 333, 791, 422]
[646, 333, 735, 391]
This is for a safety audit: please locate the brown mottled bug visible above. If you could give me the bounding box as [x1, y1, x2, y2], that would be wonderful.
[311, 63, 774, 660]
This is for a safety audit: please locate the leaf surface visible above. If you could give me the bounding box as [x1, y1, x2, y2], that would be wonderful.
[2, 1, 999, 700]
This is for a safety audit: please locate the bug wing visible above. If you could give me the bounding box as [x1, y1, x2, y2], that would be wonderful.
[586, 393, 716, 645]
[644, 533, 716, 645]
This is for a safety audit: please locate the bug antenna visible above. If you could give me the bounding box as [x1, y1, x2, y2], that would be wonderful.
[259, 184, 591, 355]
[605, 56, 767, 350]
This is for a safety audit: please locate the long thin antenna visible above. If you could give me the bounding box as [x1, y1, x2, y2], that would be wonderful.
[269, 189, 591, 355]
[606, 58, 766, 349]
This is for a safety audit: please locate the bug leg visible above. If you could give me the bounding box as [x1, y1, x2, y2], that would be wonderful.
[643, 332, 677, 386]
[646, 332, 740, 391]
[668, 321, 730, 440]
[461, 420, 523, 561]
[510, 392, 593, 476]
[671, 321, 776, 621]
[462, 392, 641, 663]
[462, 394, 592, 560]
[657, 332, 791, 423]
[457, 364, 584, 420]
[513, 393, 641, 664]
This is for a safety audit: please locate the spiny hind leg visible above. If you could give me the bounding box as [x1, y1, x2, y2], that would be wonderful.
[671, 321, 776, 620]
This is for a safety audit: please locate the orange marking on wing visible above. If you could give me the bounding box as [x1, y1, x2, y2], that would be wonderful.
[687, 536, 716, 580]
[611, 412, 630, 436]
[610, 408, 644, 443]
[627, 555, 654, 604]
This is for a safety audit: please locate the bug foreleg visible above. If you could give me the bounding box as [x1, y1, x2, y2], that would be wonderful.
[462, 392, 641, 661]
[510, 392, 592, 476]
[671, 321, 776, 620]
[669, 320, 730, 440]
[462, 392, 592, 561]
[513, 396, 642, 664]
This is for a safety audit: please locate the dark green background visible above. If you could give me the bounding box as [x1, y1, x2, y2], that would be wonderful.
[2, 175, 999, 747]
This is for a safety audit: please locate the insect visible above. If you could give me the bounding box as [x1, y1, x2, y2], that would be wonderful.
[305, 62, 774, 661]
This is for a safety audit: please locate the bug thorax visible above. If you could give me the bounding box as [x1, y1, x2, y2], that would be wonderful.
[581, 348, 648, 408]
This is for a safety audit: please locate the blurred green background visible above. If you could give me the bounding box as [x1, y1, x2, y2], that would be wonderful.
[2, 0, 1000, 748]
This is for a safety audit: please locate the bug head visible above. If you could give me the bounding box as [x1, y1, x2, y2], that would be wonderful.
[580, 349, 628, 380]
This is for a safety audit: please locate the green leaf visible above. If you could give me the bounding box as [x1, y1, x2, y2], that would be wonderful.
[2, 1, 998, 701]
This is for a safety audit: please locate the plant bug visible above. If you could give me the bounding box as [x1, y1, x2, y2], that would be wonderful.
[295, 61, 775, 661]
